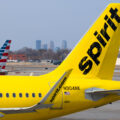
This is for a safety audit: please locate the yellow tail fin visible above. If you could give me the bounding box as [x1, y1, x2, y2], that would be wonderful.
[52, 3, 120, 80]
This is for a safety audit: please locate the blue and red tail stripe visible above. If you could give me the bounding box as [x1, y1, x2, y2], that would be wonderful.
[0, 59, 7, 62]
[2, 66, 5, 69]
[0, 40, 12, 71]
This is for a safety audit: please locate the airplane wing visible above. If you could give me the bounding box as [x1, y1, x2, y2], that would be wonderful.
[85, 87, 120, 101]
[0, 69, 72, 114]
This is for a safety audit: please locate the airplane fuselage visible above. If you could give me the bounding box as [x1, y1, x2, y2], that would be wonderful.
[0, 75, 120, 120]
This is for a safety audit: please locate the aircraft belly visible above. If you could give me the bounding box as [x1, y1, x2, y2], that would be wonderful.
[0, 96, 120, 120]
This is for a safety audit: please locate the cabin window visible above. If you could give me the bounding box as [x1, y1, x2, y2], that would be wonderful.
[19, 93, 22, 97]
[32, 93, 35, 97]
[39, 93, 42, 97]
[0, 93, 2, 97]
[26, 93, 29, 98]
[6, 93, 9, 97]
[0, 92, 42, 98]
[13, 93, 16, 98]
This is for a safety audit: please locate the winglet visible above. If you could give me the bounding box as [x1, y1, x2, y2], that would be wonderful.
[0, 69, 72, 113]
[33, 69, 72, 110]
[41, 69, 72, 103]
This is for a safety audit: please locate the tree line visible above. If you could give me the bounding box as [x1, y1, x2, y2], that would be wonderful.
[9, 47, 71, 61]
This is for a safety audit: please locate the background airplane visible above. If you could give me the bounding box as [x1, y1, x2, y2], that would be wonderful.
[0, 40, 11, 75]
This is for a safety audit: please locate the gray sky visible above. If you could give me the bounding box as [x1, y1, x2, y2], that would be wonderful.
[0, 0, 120, 50]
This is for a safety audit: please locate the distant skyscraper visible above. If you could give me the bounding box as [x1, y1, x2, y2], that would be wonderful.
[43, 44, 48, 50]
[62, 40, 67, 49]
[55, 47, 60, 52]
[49, 40, 54, 50]
[36, 40, 41, 50]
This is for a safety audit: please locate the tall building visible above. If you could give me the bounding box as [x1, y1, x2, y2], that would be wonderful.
[61, 40, 67, 49]
[36, 40, 41, 50]
[49, 40, 54, 50]
[54, 47, 60, 52]
[43, 44, 48, 50]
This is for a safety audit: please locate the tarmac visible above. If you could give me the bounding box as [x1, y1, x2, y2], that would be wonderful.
[6, 62, 120, 120]
[53, 76, 120, 120]
[54, 101, 120, 120]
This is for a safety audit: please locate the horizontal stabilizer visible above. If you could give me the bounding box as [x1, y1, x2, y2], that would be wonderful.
[85, 87, 120, 101]
[86, 89, 120, 94]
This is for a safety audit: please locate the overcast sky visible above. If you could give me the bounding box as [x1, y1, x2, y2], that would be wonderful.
[0, 0, 120, 50]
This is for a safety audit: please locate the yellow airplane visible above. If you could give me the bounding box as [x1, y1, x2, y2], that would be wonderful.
[0, 3, 120, 120]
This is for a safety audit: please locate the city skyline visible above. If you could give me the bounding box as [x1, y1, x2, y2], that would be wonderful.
[36, 40, 41, 50]
[35, 40, 68, 51]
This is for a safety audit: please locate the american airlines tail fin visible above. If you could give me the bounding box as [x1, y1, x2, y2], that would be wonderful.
[0, 40, 11, 73]
[53, 3, 120, 80]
